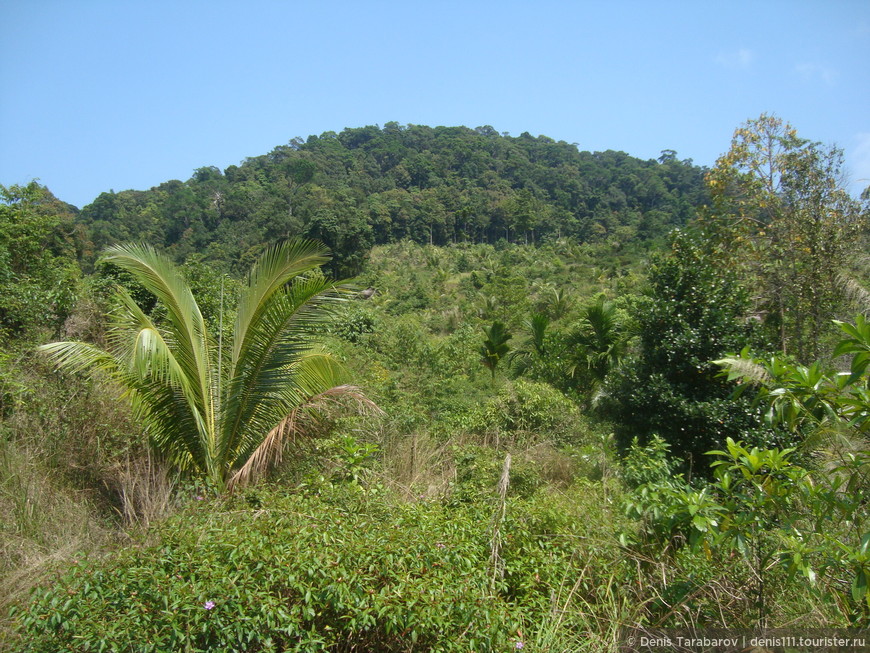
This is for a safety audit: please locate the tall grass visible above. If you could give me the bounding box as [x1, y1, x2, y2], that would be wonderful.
[0, 355, 174, 646]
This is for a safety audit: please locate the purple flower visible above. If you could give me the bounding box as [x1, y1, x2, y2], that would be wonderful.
[435, 542, 446, 549]
[204, 600, 215, 610]
[196, 496, 204, 501]
[515, 642, 524, 650]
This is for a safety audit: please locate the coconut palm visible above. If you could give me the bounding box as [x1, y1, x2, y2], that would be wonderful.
[40, 240, 374, 492]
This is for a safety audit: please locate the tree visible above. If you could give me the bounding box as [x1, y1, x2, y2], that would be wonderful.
[603, 228, 775, 470]
[0, 182, 81, 339]
[39, 240, 373, 492]
[480, 321, 512, 381]
[569, 296, 624, 385]
[507, 313, 549, 377]
[705, 113, 867, 361]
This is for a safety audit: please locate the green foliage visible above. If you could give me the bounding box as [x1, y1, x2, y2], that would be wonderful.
[480, 321, 512, 380]
[7, 117, 866, 642]
[472, 379, 581, 443]
[0, 182, 82, 340]
[706, 113, 868, 362]
[622, 432, 870, 626]
[327, 302, 379, 344]
[507, 313, 550, 377]
[714, 315, 870, 623]
[564, 295, 626, 402]
[328, 434, 380, 485]
[604, 228, 777, 467]
[619, 436, 705, 550]
[14, 483, 621, 652]
[76, 125, 709, 272]
[39, 241, 363, 491]
[717, 315, 870, 437]
[620, 434, 680, 489]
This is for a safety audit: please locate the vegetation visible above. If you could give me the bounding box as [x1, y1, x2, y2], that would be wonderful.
[1, 117, 869, 650]
[76, 124, 709, 275]
[39, 241, 369, 492]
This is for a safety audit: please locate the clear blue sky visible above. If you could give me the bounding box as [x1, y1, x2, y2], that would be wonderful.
[2, 0, 868, 209]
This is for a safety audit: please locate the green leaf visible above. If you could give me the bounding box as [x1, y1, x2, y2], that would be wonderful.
[853, 568, 868, 602]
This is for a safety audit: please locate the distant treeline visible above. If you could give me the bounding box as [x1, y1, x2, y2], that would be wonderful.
[77, 123, 709, 275]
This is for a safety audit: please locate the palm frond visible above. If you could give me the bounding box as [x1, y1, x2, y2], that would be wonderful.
[225, 349, 352, 470]
[232, 240, 331, 368]
[41, 239, 373, 492]
[226, 384, 381, 492]
[38, 340, 119, 377]
[714, 356, 772, 385]
[100, 244, 215, 438]
[39, 337, 210, 474]
[221, 272, 348, 466]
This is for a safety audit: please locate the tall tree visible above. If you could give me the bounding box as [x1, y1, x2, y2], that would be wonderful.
[602, 229, 774, 470]
[705, 113, 867, 361]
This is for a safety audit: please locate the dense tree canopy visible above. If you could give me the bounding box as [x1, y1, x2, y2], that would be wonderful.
[77, 124, 709, 275]
[0, 182, 82, 339]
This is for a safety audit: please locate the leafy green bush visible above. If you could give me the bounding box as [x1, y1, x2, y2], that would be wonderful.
[15, 486, 532, 652]
[472, 379, 581, 443]
[327, 303, 379, 344]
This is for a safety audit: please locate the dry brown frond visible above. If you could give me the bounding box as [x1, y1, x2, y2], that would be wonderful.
[227, 385, 381, 492]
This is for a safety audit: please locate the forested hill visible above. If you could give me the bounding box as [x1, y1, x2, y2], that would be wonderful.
[78, 123, 709, 275]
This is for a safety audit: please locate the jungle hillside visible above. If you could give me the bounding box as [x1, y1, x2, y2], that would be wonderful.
[2, 116, 870, 651]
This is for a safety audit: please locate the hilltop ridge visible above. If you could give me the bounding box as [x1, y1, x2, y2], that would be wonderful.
[77, 123, 708, 274]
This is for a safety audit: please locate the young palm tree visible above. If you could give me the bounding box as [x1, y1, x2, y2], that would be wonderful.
[40, 240, 373, 492]
[507, 313, 548, 376]
[569, 296, 625, 396]
[480, 321, 512, 381]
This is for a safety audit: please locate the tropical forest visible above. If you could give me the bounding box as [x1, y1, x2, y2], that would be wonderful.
[2, 116, 870, 651]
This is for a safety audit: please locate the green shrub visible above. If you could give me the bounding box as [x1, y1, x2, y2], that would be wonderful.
[619, 434, 679, 489]
[15, 486, 530, 652]
[472, 379, 581, 443]
[327, 303, 378, 344]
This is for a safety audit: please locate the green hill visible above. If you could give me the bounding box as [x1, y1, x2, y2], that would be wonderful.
[78, 123, 708, 275]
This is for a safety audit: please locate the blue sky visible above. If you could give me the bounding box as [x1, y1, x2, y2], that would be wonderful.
[2, 0, 868, 209]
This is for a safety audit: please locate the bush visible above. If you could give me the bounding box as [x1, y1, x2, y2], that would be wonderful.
[16, 486, 529, 652]
[472, 379, 582, 444]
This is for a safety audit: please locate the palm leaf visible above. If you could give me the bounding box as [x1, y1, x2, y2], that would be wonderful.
[226, 382, 381, 492]
[220, 272, 349, 467]
[100, 245, 219, 478]
[231, 239, 331, 368]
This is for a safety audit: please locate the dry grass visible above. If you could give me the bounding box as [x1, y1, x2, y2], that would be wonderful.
[378, 428, 458, 500]
[0, 359, 182, 644]
[114, 450, 175, 529]
[518, 441, 578, 486]
[0, 438, 110, 645]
